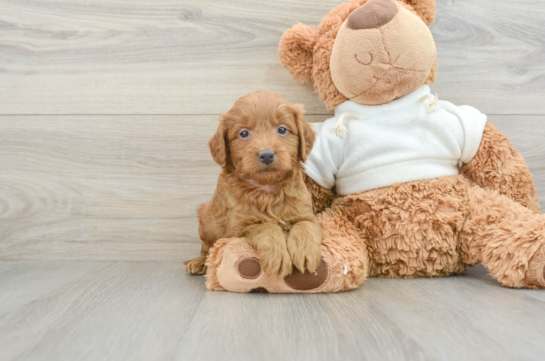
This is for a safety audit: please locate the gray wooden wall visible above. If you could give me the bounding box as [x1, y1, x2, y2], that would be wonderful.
[1, 0, 544, 260]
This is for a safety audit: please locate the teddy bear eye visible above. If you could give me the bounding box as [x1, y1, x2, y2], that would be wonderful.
[354, 52, 373, 66]
[239, 130, 250, 138]
[277, 126, 288, 135]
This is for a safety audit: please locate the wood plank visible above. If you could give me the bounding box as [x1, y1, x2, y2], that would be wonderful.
[0, 115, 222, 260]
[0, 0, 544, 115]
[0, 261, 98, 316]
[0, 261, 207, 361]
[432, 0, 545, 114]
[0, 261, 544, 361]
[1, 114, 544, 261]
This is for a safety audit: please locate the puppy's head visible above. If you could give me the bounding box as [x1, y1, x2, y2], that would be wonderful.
[209, 91, 315, 184]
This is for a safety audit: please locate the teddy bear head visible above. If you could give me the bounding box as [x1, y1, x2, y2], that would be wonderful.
[279, 0, 438, 110]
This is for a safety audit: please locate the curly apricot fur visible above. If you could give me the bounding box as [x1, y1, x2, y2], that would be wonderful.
[185, 91, 321, 277]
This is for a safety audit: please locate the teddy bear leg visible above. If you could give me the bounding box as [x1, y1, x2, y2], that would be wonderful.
[204, 208, 370, 293]
[460, 185, 545, 288]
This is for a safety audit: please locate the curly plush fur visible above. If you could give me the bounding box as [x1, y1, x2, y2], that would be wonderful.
[460, 122, 540, 213]
[335, 173, 544, 287]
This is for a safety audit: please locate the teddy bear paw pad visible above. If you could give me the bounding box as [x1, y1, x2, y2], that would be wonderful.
[237, 257, 262, 279]
[526, 246, 545, 288]
[284, 259, 328, 290]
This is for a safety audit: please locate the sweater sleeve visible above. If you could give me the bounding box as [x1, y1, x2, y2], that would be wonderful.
[457, 105, 488, 163]
[303, 120, 343, 190]
[440, 102, 488, 164]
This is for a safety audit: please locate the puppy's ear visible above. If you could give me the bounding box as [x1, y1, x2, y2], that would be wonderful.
[208, 115, 230, 169]
[279, 23, 318, 83]
[291, 103, 315, 163]
[400, 0, 437, 25]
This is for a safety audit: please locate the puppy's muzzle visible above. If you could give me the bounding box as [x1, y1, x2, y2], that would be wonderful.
[259, 150, 275, 165]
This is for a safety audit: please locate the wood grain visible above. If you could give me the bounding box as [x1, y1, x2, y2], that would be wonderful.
[0, 0, 544, 115]
[0, 261, 544, 361]
[1, 114, 544, 261]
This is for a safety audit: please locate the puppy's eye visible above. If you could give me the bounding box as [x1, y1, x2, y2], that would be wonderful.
[239, 130, 250, 139]
[277, 127, 288, 135]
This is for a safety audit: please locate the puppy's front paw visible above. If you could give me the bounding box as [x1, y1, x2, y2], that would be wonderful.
[259, 243, 293, 277]
[287, 221, 322, 273]
[184, 256, 207, 275]
[244, 223, 293, 277]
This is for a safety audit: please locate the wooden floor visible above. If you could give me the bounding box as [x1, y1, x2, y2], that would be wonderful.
[0, 261, 544, 361]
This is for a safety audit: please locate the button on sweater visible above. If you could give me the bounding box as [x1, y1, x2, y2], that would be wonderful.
[304, 85, 488, 195]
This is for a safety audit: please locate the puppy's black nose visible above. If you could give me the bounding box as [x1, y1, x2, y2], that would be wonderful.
[259, 150, 275, 165]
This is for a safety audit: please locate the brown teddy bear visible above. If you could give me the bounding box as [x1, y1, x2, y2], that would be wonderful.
[204, 0, 545, 293]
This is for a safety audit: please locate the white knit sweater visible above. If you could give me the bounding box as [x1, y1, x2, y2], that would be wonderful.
[304, 85, 488, 195]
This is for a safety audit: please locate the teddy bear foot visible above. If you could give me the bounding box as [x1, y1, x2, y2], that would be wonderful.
[526, 246, 545, 289]
[207, 238, 366, 293]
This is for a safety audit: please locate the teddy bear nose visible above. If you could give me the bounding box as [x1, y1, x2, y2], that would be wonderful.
[259, 150, 275, 165]
[347, 0, 399, 30]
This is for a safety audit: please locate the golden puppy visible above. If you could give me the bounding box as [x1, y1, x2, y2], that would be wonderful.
[185, 91, 322, 277]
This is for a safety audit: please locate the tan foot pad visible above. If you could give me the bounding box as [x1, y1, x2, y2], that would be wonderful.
[205, 238, 367, 293]
[527, 246, 545, 289]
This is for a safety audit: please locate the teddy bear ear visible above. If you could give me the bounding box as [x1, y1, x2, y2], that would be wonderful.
[278, 23, 319, 84]
[399, 0, 437, 25]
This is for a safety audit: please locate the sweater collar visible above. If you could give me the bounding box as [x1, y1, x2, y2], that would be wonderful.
[334, 85, 431, 119]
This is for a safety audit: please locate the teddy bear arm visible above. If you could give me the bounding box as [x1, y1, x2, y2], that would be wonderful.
[460, 121, 540, 212]
[304, 174, 335, 214]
